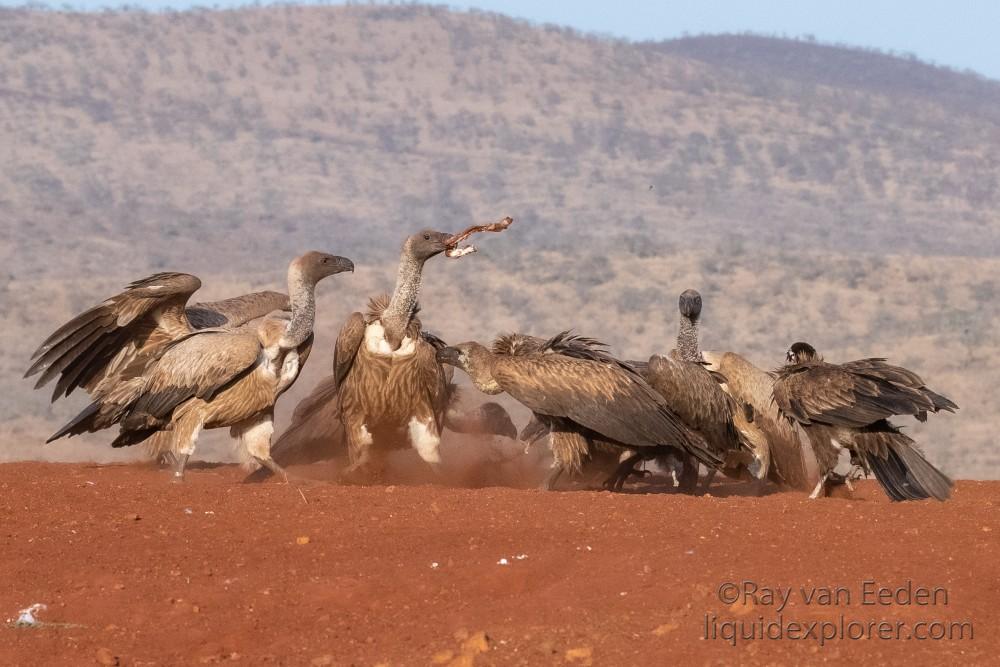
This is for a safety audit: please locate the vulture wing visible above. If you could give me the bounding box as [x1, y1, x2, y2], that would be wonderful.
[773, 362, 938, 428]
[840, 358, 958, 417]
[26, 272, 202, 401]
[332, 312, 366, 389]
[119, 330, 262, 433]
[492, 354, 719, 465]
[186, 290, 290, 328]
[646, 353, 744, 455]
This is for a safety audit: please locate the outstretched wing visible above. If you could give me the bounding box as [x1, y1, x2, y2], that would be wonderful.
[839, 358, 958, 417]
[186, 290, 290, 329]
[773, 362, 940, 428]
[332, 312, 365, 389]
[493, 354, 719, 465]
[26, 272, 202, 401]
[120, 330, 262, 432]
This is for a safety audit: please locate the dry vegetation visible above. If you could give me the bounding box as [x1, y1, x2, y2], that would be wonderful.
[1, 5, 997, 477]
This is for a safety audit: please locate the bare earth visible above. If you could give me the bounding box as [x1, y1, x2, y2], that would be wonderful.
[1, 463, 997, 666]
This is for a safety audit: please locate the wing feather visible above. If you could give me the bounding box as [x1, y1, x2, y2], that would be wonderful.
[333, 312, 366, 389]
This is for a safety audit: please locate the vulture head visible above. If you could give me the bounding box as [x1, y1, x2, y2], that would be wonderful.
[678, 289, 702, 321]
[294, 251, 355, 283]
[436, 342, 502, 394]
[406, 230, 454, 262]
[786, 341, 820, 364]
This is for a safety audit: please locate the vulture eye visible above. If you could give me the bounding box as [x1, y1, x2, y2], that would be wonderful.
[423, 233, 431, 240]
[321, 257, 329, 264]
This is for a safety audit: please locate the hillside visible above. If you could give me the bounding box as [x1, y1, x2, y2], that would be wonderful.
[1, 5, 997, 477]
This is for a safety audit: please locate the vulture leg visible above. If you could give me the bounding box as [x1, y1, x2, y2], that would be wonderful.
[808, 473, 829, 500]
[408, 416, 443, 472]
[169, 413, 204, 483]
[171, 453, 190, 483]
[701, 468, 718, 493]
[678, 454, 700, 493]
[540, 462, 564, 491]
[340, 423, 375, 483]
[603, 451, 646, 492]
[234, 414, 286, 483]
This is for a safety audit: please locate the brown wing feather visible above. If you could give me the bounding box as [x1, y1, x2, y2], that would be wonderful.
[492, 354, 718, 465]
[26, 272, 202, 401]
[333, 312, 365, 389]
[121, 330, 261, 430]
[187, 291, 290, 329]
[840, 358, 958, 416]
[645, 353, 743, 456]
[773, 361, 938, 428]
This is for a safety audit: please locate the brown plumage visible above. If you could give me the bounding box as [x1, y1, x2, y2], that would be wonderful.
[436, 332, 721, 490]
[30, 252, 353, 481]
[702, 350, 822, 492]
[772, 342, 956, 501]
[25, 274, 291, 405]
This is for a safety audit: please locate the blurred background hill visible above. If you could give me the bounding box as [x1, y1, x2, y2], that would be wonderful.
[1, 4, 997, 477]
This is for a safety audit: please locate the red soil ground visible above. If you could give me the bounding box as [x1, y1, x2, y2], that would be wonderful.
[1, 462, 997, 666]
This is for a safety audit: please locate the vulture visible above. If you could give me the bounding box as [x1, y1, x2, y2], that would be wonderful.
[772, 342, 957, 501]
[701, 350, 822, 492]
[436, 332, 722, 490]
[632, 289, 763, 492]
[26, 252, 354, 480]
[271, 222, 514, 482]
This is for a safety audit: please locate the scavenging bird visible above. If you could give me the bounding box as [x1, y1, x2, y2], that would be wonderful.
[279, 220, 514, 481]
[701, 350, 821, 493]
[26, 252, 354, 481]
[633, 290, 763, 491]
[436, 332, 723, 490]
[772, 342, 957, 501]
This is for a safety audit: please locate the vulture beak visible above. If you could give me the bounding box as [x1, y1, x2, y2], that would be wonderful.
[333, 257, 355, 274]
[785, 349, 796, 363]
[436, 346, 462, 367]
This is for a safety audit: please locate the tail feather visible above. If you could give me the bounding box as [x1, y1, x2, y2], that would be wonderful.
[861, 435, 953, 501]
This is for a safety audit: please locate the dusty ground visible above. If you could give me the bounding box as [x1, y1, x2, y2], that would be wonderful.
[0, 463, 997, 666]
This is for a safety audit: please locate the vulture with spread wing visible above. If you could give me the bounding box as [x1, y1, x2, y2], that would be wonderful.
[26, 252, 353, 480]
[772, 342, 957, 500]
[437, 332, 721, 490]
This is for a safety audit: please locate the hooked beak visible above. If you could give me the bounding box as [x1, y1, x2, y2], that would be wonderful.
[785, 350, 795, 363]
[334, 257, 355, 274]
[436, 346, 462, 367]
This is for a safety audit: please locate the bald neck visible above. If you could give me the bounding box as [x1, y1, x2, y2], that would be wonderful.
[381, 243, 425, 350]
[676, 313, 700, 363]
[279, 261, 316, 349]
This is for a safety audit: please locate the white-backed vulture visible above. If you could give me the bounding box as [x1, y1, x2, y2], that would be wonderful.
[632, 289, 762, 492]
[242, 342, 518, 481]
[436, 332, 722, 490]
[276, 222, 513, 482]
[772, 342, 957, 501]
[701, 350, 821, 493]
[28, 252, 354, 480]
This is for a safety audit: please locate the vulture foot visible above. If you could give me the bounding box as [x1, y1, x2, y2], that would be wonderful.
[808, 473, 829, 500]
[254, 456, 288, 483]
[602, 452, 646, 492]
[539, 465, 564, 491]
[170, 453, 190, 483]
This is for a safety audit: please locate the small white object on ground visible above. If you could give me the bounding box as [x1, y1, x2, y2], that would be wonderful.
[497, 558, 509, 566]
[430, 562, 440, 569]
[14, 603, 46, 626]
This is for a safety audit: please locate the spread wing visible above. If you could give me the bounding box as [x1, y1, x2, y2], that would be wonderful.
[839, 358, 958, 417]
[332, 312, 365, 389]
[646, 353, 743, 455]
[119, 330, 262, 432]
[493, 354, 719, 465]
[186, 290, 290, 329]
[26, 273, 204, 401]
[772, 362, 940, 428]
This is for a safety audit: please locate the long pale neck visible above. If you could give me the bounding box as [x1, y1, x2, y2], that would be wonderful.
[468, 353, 503, 395]
[381, 249, 424, 349]
[676, 315, 700, 362]
[279, 266, 315, 349]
